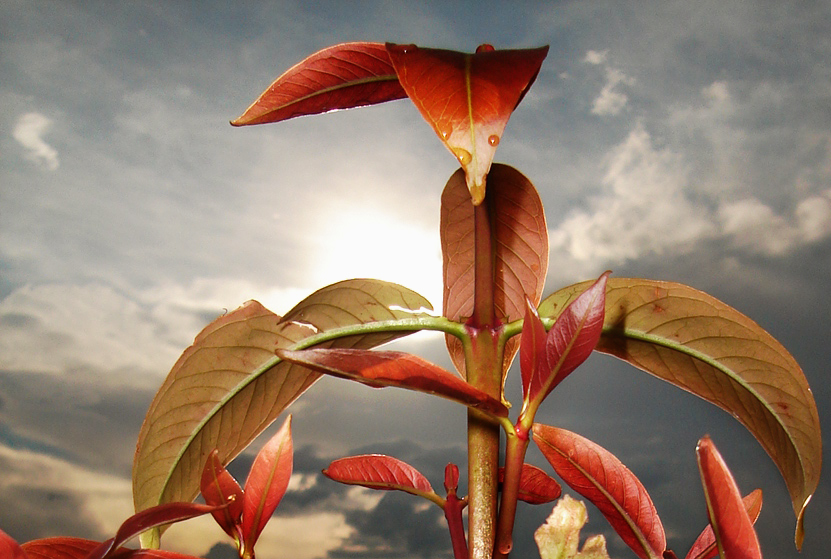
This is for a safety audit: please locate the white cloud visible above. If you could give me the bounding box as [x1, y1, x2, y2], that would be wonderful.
[550, 123, 712, 272]
[13, 112, 60, 170]
[583, 50, 635, 116]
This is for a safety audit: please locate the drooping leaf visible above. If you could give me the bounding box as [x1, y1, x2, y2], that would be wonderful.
[323, 454, 439, 503]
[0, 528, 27, 559]
[498, 463, 563, 505]
[686, 489, 762, 559]
[522, 273, 608, 411]
[534, 495, 611, 559]
[231, 42, 406, 126]
[533, 424, 666, 559]
[200, 449, 244, 541]
[133, 279, 433, 546]
[86, 502, 224, 559]
[20, 538, 202, 559]
[241, 415, 293, 551]
[441, 164, 548, 379]
[696, 436, 762, 559]
[277, 348, 508, 418]
[538, 278, 822, 545]
[387, 43, 548, 204]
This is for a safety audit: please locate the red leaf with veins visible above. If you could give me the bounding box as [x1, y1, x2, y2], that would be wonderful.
[1, 528, 27, 559]
[498, 463, 562, 504]
[85, 502, 226, 559]
[523, 272, 609, 411]
[533, 424, 666, 559]
[686, 489, 762, 559]
[241, 415, 293, 551]
[324, 455, 437, 500]
[231, 42, 406, 126]
[387, 43, 548, 204]
[696, 436, 762, 559]
[277, 348, 508, 418]
[22, 537, 205, 559]
[200, 449, 244, 540]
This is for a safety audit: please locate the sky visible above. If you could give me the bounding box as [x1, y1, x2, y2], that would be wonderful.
[1, 1, 830, 558]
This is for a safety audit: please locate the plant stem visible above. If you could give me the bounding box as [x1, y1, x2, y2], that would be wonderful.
[493, 428, 530, 559]
[466, 200, 502, 559]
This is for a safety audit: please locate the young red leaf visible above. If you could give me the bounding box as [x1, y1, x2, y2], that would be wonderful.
[241, 415, 293, 552]
[533, 424, 666, 559]
[696, 436, 762, 559]
[85, 502, 226, 559]
[685, 489, 763, 559]
[441, 164, 549, 379]
[498, 463, 562, 505]
[444, 463, 460, 495]
[276, 348, 509, 418]
[21, 537, 206, 559]
[1, 528, 28, 559]
[200, 449, 244, 541]
[387, 43, 548, 204]
[323, 454, 440, 504]
[231, 42, 406, 126]
[520, 297, 548, 407]
[525, 272, 609, 410]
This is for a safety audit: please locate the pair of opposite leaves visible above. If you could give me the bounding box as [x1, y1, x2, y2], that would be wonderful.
[231, 42, 549, 205]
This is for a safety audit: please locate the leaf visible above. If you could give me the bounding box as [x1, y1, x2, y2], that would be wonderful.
[696, 436, 762, 559]
[323, 454, 438, 502]
[1, 528, 27, 559]
[200, 449, 244, 541]
[686, 489, 762, 559]
[538, 278, 822, 545]
[522, 273, 608, 411]
[20, 538, 201, 559]
[498, 463, 563, 504]
[441, 164, 548, 379]
[231, 42, 406, 126]
[533, 424, 666, 559]
[387, 43, 548, 204]
[241, 415, 293, 551]
[133, 279, 432, 546]
[86, 502, 224, 559]
[277, 348, 508, 418]
[534, 495, 611, 559]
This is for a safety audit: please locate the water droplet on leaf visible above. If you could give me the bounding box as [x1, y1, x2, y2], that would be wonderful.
[400, 44, 418, 54]
[453, 148, 472, 165]
[476, 44, 495, 53]
[488, 135, 500, 146]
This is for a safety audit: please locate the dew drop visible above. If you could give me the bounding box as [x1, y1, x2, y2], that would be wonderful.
[439, 126, 452, 140]
[453, 147, 472, 165]
[400, 44, 419, 54]
[476, 44, 495, 53]
[488, 135, 500, 146]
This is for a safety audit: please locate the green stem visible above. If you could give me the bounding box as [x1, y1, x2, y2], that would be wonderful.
[466, 200, 502, 559]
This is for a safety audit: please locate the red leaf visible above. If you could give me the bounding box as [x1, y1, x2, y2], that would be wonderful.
[520, 298, 548, 408]
[200, 449, 244, 541]
[498, 463, 562, 504]
[276, 348, 509, 418]
[20, 538, 205, 559]
[525, 272, 609, 408]
[696, 436, 762, 559]
[323, 455, 435, 499]
[441, 164, 549, 379]
[444, 463, 460, 494]
[533, 424, 666, 559]
[387, 44, 548, 204]
[85, 502, 226, 559]
[231, 42, 406, 126]
[241, 415, 293, 551]
[1, 528, 27, 559]
[686, 489, 763, 559]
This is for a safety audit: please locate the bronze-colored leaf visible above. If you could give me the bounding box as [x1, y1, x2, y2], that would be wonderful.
[231, 42, 406, 126]
[441, 163, 548, 381]
[538, 278, 822, 546]
[132, 279, 432, 546]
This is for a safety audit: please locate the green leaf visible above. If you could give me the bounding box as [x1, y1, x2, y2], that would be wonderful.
[132, 279, 433, 546]
[538, 278, 822, 547]
[441, 163, 549, 381]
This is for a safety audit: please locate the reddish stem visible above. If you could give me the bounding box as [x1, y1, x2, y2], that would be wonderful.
[493, 429, 530, 559]
[444, 492, 469, 559]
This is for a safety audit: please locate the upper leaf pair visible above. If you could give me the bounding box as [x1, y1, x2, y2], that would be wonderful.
[232, 42, 548, 205]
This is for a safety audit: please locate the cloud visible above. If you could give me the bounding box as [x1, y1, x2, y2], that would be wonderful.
[583, 50, 635, 116]
[13, 112, 60, 170]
